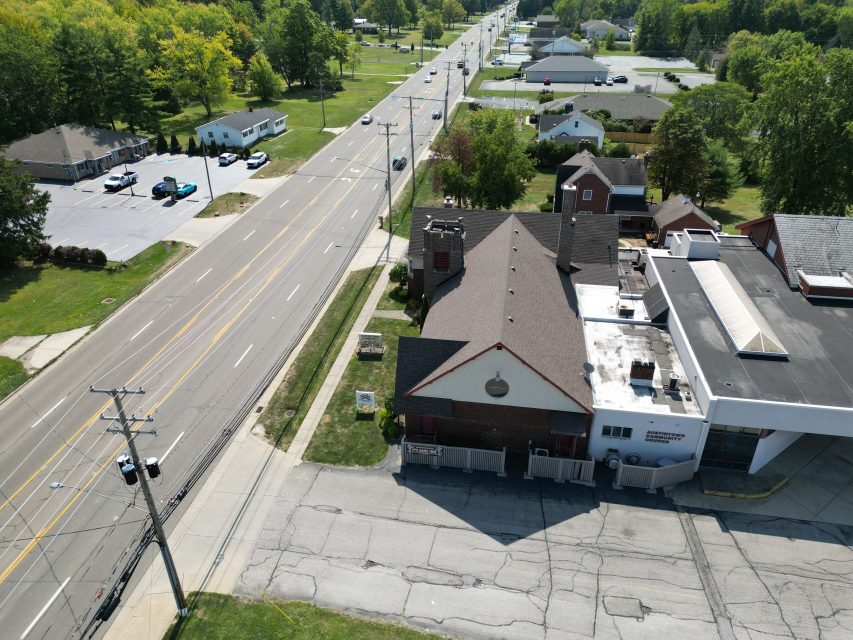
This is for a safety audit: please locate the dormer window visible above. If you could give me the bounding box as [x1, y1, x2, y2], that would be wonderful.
[583, 189, 593, 201]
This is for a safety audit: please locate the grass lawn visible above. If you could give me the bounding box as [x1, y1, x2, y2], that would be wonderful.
[259, 267, 382, 452]
[304, 316, 419, 467]
[516, 171, 557, 211]
[706, 185, 764, 234]
[253, 129, 335, 178]
[0, 356, 28, 403]
[375, 282, 413, 311]
[360, 22, 477, 49]
[163, 592, 440, 640]
[0, 241, 191, 342]
[197, 192, 258, 218]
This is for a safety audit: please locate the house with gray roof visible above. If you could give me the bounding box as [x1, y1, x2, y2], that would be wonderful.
[195, 108, 287, 150]
[524, 56, 608, 84]
[581, 20, 629, 41]
[396, 209, 618, 459]
[537, 112, 605, 147]
[736, 214, 853, 297]
[537, 94, 672, 122]
[534, 14, 560, 28]
[532, 36, 589, 60]
[3, 124, 150, 182]
[651, 195, 719, 246]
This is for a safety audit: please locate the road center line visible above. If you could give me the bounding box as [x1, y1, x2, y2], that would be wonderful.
[372, 184, 378, 191]
[242, 230, 256, 242]
[129, 321, 153, 342]
[20, 577, 70, 639]
[29, 398, 66, 430]
[159, 431, 185, 465]
[195, 268, 212, 283]
[279, 199, 290, 208]
[234, 344, 253, 368]
[286, 284, 301, 301]
[323, 242, 334, 254]
[350, 208, 359, 219]
[307, 176, 315, 183]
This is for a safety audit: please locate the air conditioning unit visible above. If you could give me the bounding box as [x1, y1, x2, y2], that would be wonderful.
[624, 453, 641, 466]
[604, 449, 621, 469]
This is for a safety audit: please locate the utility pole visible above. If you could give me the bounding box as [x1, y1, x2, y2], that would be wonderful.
[407, 97, 416, 208]
[378, 123, 397, 261]
[479, 21, 483, 70]
[444, 61, 452, 134]
[461, 42, 468, 97]
[319, 78, 327, 129]
[90, 386, 188, 619]
[420, 35, 424, 66]
[199, 141, 214, 202]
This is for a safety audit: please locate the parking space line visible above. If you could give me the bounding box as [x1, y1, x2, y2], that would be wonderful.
[94, 242, 109, 250]
[107, 244, 128, 257]
[130, 321, 153, 342]
[55, 238, 68, 246]
[307, 176, 315, 184]
[372, 184, 378, 191]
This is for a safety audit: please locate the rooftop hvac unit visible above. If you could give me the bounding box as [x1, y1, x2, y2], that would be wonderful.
[604, 449, 621, 469]
[668, 373, 681, 391]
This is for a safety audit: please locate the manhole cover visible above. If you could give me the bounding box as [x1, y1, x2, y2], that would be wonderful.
[284, 409, 296, 418]
[101, 298, 115, 305]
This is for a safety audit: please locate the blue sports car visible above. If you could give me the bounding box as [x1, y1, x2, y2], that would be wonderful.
[176, 182, 198, 198]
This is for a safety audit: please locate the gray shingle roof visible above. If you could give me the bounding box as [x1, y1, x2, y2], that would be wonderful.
[652, 195, 717, 229]
[395, 337, 466, 413]
[4, 124, 149, 164]
[537, 94, 672, 120]
[529, 28, 573, 41]
[582, 20, 628, 35]
[590, 157, 646, 186]
[538, 36, 588, 54]
[525, 56, 608, 73]
[766, 215, 853, 284]
[538, 113, 605, 135]
[562, 214, 619, 285]
[199, 108, 286, 132]
[416, 216, 594, 411]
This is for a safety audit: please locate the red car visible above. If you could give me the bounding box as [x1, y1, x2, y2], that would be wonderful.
[543, 78, 551, 86]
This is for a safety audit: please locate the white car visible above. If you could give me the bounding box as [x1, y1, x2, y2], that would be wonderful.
[246, 152, 268, 168]
[429, 67, 437, 75]
[361, 114, 373, 124]
[218, 152, 238, 166]
[606, 77, 614, 86]
[424, 76, 432, 83]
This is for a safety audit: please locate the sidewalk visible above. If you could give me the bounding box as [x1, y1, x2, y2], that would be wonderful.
[106, 234, 405, 639]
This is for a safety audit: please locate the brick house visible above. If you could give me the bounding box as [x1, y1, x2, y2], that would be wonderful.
[651, 195, 719, 246]
[396, 209, 619, 457]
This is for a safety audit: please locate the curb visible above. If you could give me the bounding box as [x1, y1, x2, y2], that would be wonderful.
[702, 476, 790, 500]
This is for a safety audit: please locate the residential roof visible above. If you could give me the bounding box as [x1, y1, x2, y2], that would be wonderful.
[197, 108, 286, 133]
[525, 56, 608, 73]
[529, 27, 573, 41]
[395, 337, 465, 416]
[559, 150, 646, 188]
[651, 237, 853, 407]
[4, 124, 149, 165]
[538, 36, 588, 54]
[535, 14, 560, 23]
[738, 214, 853, 285]
[538, 112, 605, 135]
[652, 195, 718, 229]
[537, 94, 672, 120]
[583, 20, 628, 34]
[415, 216, 594, 411]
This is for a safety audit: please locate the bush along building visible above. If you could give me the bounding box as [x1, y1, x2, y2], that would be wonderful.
[396, 208, 853, 488]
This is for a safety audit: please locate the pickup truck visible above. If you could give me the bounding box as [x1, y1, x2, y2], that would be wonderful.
[103, 171, 138, 192]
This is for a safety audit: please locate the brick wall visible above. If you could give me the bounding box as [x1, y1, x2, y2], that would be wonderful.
[574, 173, 610, 215]
[656, 212, 717, 245]
[422, 225, 464, 300]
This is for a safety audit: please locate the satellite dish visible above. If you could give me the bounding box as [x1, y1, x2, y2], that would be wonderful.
[582, 362, 594, 374]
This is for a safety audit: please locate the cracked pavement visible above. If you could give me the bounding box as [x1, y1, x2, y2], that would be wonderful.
[237, 462, 853, 639]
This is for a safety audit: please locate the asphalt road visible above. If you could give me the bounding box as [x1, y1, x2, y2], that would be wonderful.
[0, 9, 513, 639]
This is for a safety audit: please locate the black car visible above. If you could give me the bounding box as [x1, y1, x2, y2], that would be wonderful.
[392, 155, 407, 170]
[594, 78, 602, 86]
[151, 181, 168, 198]
[457, 60, 465, 68]
[462, 67, 470, 75]
[612, 75, 629, 83]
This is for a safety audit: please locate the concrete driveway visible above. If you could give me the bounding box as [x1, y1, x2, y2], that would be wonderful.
[238, 460, 853, 640]
[39, 153, 262, 261]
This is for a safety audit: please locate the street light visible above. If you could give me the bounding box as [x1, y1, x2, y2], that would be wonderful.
[49, 482, 147, 512]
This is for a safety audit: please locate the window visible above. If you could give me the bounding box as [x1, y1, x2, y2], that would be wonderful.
[602, 425, 632, 439]
[574, 120, 579, 128]
[223, 131, 229, 139]
[242, 129, 251, 138]
[433, 251, 449, 272]
[260, 122, 268, 131]
[582, 189, 593, 201]
[275, 118, 284, 127]
[208, 131, 214, 138]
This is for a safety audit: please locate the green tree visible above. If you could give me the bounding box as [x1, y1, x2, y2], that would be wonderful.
[461, 0, 480, 20]
[187, 136, 198, 156]
[763, 0, 802, 34]
[332, 32, 351, 75]
[648, 107, 708, 201]
[333, 0, 356, 30]
[752, 47, 853, 216]
[347, 42, 362, 79]
[728, 0, 763, 34]
[432, 128, 475, 205]
[671, 82, 751, 149]
[421, 9, 445, 42]
[156, 133, 168, 154]
[605, 28, 616, 50]
[149, 27, 240, 117]
[248, 52, 283, 100]
[389, 262, 408, 286]
[170, 133, 182, 154]
[683, 25, 700, 61]
[800, 3, 838, 45]
[0, 158, 50, 269]
[261, 1, 336, 87]
[727, 30, 808, 95]
[363, 0, 410, 34]
[442, 0, 466, 27]
[635, 0, 681, 56]
[838, 6, 853, 47]
[700, 142, 743, 206]
[208, 139, 220, 156]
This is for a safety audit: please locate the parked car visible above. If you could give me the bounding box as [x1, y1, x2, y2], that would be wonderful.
[543, 78, 551, 86]
[613, 75, 628, 83]
[176, 182, 198, 198]
[424, 76, 432, 83]
[457, 60, 465, 68]
[151, 181, 168, 198]
[462, 67, 470, 75]
[492, 58, 503, 65]
[606, 77, 614, 86]
[359, 41, 371, 47]
[103, 171, 138, 192]
[247, 152, 268, 168]
[361, 114, 373, 124]
[429, 67, 437, 75]
[392, 155, 407, 170]
[594, 78, 602, 86]
[432, 110, 442, 120]
[218, 152, 238, 166]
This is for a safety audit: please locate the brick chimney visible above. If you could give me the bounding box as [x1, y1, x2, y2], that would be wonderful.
[578, 139, 593, 154]
[422, 218, 465, 300]
[557, 188, 577, 272]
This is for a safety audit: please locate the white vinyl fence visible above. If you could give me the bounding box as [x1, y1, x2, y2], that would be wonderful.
[613, 456, 695, 492]
[401, 438, 506, 476]
[524, 454, 596, 486]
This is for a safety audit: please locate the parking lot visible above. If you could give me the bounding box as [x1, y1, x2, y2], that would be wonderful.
[40, 153, 261, 261]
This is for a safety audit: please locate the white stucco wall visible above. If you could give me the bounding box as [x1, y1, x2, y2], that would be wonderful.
[712, 398, 853, 437]
[589, 407, 705, 466]
[749, 430, 803, 474]
[196, 123, 258, 149]
[413, 347, 587, 413]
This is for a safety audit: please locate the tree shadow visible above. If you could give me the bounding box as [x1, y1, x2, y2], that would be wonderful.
[705, 204, 749, 231]
[0, 264, 45, 305]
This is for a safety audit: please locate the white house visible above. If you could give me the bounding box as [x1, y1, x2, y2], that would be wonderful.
[537, 112, 605, 147]
[195, 108, 287, 150]
[581, 20, 630, 41]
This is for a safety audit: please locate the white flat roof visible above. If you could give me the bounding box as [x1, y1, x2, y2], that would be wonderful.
[796, 270, 853, 289]
[578, 284, 703, 416]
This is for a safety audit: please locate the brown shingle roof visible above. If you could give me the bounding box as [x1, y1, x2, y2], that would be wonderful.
[4, 124, 149, 164]
[652, 195, 718, 229]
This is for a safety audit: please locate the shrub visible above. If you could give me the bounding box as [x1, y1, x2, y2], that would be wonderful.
[91, 249, 107, 266]
[354, 30, 363, 42]
[670, 75, 680, 83]
[155, 133, 168, 154]
[389, 262, 408, 287]
[539, 202, 553, 212]
[82, 248, 96, 264]
[379, 398, 399, 439]
[52, 245, 64, 261]
[604, 119, 628, 132]
[208, 140, 220, 156]
[169, 133, 182, 154]
[679, 83, 689, 91]
[186, 136, 197, 156]
[33, 242, 52, 262]
[65, 246, 82, 263]
[608, 142, 632, 158]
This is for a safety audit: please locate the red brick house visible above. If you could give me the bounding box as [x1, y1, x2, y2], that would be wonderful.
[651, 195, 719, 246]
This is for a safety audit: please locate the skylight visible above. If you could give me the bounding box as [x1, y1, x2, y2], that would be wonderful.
[690, 260, 788, 357]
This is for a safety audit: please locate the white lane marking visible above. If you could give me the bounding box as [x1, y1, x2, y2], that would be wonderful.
[242, 230, 256, 242]
[106, 244, 127, 256]
[160, 431, 185, 465]
[20, 577, 70, 639]
[130, 321, 153, 342]
[348, 140, 354, 146]
[94, 242, 109, 250]
[350, 208, 359, 219]
[234, 344, 253, 368]
[372, 184, 378, 191]
[279, 199, 290, 208]
[323, 241, 334, 254]
[195, 268, 212, 283]
[29, 398, 66, 430]
[286, 284, 301, 301]
[307, 176, 315, 183]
